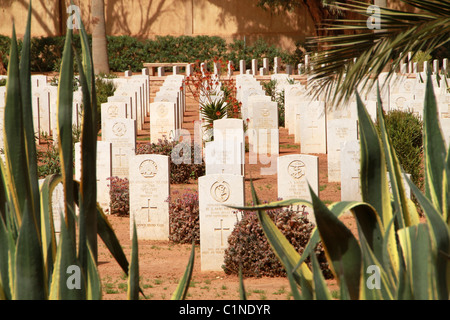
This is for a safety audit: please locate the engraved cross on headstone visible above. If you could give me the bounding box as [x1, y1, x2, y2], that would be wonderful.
[309, 121, 319, 138]
[115, 148, 127, 167]
[214, 219, 230, 247]
[142, 199, 158, 222]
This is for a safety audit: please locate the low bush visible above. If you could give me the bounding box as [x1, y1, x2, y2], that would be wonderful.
[262, 79, 285, 127]
[0, 34, 300, 73]
[169, 189, 200, 244]
[37, 134, 61, 178]
[136, 138, 205, 184]
[223, 207, 332, 279]
[376, 109, 423, 190]
[108, 176, 130, 216]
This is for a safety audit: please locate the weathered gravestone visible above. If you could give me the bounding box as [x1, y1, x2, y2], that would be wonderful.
[129, 154, 170, 240]
[204, 119, 245, 176]
[38, 180, 64, 241]
[199, 174, 244, 271]
[101, 102, 127, 134]
[150, 101, 176, 143]
[297, 101, 326, 154]
[74, 141, 112, 215]
[326, 118, 358, 182]
[277, 154, 319, 224]
[248, 99, 279, 156]
[340, 140, 361, 201]
[102, 118, 136, 178]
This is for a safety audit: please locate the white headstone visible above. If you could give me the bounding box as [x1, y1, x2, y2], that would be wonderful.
[102, 118, 136, 178]
[327, 118, 358, 182]
[298, 101, 326, 154]
[150, 101, 176, 143]
[277, 154, 319, 224]
[101, 102, 127, 133]
[74, 141, 112, 214]
[199, 174, 244, 271]
[340, 140, 361, 201]
[129, 154, 170, 240]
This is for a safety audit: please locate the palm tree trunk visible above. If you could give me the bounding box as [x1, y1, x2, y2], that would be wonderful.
[91, 0, 110, 75]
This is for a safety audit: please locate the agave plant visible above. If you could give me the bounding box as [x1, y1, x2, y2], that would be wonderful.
[230, 73, 450, 300]
[0, 3, 194, 300]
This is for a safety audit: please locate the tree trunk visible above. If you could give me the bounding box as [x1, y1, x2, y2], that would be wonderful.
[91, 0, 110, 75]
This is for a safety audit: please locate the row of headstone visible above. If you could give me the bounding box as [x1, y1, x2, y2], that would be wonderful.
[205, 119, 245, 176]
[237, 57, 308, 76]
[235, 74, 280, 159]
[29, 75, 83, 145]
[200, 151, 321, 271]
[340, 140, 411, 201]
[106, 74, 150, 132]
[151, 75, 186, 143]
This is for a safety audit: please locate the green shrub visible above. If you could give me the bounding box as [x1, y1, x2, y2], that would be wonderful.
[108, 176, 129, 216]
[223, 207, 332, 278]
[376, 109, 423, 190]
[95, 76, 116, 131]
[0, 34, 301, 73]
[169, 189, 200, 244]
[262, 79, 285, 127]
[0, 78, 6, 86]
[37, 134, 61, 178]
[107, 35, 147, 72]
[136, 139, 205, 184]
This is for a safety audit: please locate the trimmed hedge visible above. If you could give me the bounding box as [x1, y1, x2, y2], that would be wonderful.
[0, 34, 302, 73]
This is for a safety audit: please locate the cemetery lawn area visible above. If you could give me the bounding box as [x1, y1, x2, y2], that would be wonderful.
[98, 120, 357, 300]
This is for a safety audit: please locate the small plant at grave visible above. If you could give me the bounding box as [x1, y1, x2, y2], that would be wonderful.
[376, 109, 424, 191]
[185, 58, 242, 133]
[169, 189, 200, 244]
[136, 138, 205, 184]
[0, 78, 6, 86]
[37, 133, 61, 178]
[108, 176, 130, 216]
[223, 207, 332, 279]
[262, 79, 285, 127]
[95, 75, 117, 132]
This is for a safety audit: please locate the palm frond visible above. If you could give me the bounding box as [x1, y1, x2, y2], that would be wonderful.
[307, 0, 450, 106]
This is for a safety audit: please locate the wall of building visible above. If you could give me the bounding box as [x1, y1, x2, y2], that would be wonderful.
[0, 0, 314, 52]
[0, 0, 420, 52]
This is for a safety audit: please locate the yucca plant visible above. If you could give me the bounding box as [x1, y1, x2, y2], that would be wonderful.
[230, 73, 450, 300]
[0, 2, 195, 300]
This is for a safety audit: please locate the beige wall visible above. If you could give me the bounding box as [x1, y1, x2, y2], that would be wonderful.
[0, 0, 420, 52]
[0, 0, 314, 51]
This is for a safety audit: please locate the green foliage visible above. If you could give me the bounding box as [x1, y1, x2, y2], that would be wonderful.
[412, 50, 432, 65]
[0, 78, 6, 86]
[376, 109, 424, 190]
[227, 38, 300, 70]
[0, 6, 137, 300]
[1, 5, 196, 301]
[0, 34, 299, 73]
[95, 76, 116, 132]
[200, 98, 228, 130]
[37, 134, 61, 178]
[262, 79, 285, 127]
[169, 190, 200, 244]
[108, 176, 129, 216]
[230, 75, 450, 300]
[136, 139, 205, 184]
[223, 207, 331, 278]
